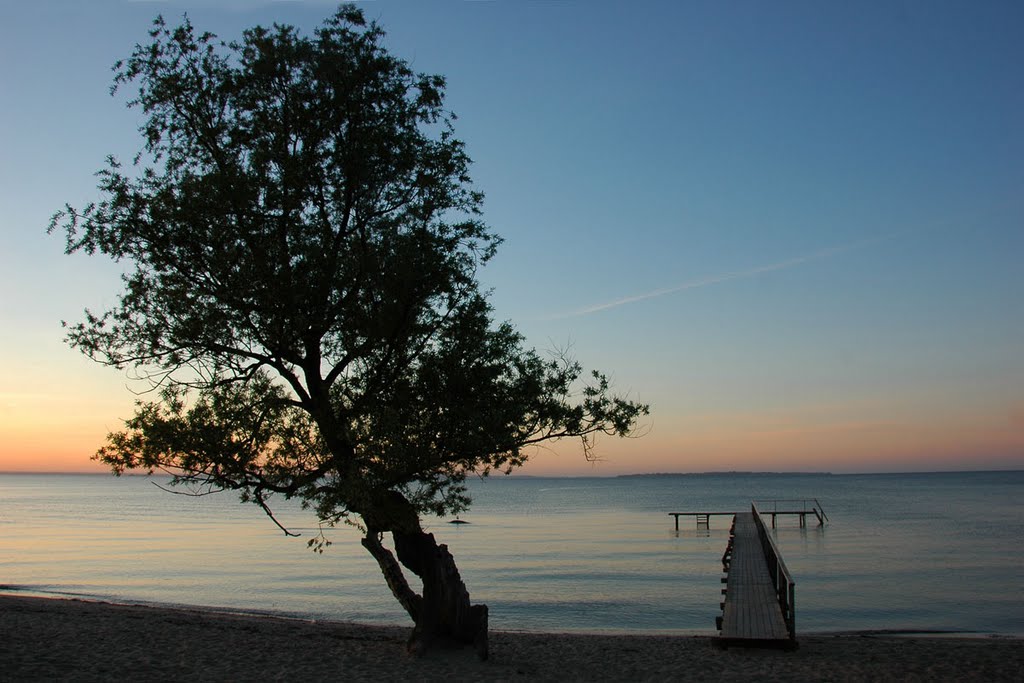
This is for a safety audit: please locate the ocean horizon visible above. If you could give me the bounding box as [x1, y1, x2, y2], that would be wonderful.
[2, 470, 1022, 636]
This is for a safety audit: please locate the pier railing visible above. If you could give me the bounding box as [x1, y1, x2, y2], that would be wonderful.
[751, 502, 796, 641]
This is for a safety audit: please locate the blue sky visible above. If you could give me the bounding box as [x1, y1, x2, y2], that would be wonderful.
[1, 1, 1022, 474]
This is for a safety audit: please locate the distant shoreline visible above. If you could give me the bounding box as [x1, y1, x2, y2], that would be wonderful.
[3, 469, 1023, 478]
[1, 595, 1021, 681]
[615, 471, 835, 477]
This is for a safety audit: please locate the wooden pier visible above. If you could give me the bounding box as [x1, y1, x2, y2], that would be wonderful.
[669, 500, 819, 648]
[717, 505, 796, 648]
[667, 511, 734, 530]
[754, 498, 828, 528]
[668, 499, 826, 530]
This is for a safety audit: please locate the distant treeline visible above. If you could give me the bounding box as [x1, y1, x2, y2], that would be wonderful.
[616, 471, 834, 478]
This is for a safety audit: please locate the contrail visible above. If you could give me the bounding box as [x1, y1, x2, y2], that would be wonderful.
[544, 235, 891, 320]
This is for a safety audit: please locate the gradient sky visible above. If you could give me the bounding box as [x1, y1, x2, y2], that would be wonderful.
[1, 0, 1022, 475]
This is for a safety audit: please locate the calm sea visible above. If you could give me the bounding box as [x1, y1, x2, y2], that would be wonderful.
[1, 471, 1021, 635]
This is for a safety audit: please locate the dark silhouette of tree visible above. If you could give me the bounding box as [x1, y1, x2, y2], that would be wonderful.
[50, 5, 647, 658]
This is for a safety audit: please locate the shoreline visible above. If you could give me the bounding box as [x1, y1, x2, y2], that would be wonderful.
[2, 595, 1021, 681]
[5, 587, 1018, 641]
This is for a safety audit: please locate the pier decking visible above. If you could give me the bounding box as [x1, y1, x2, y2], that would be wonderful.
[670, 500, 813, 648]
[717, 508, 796, 648]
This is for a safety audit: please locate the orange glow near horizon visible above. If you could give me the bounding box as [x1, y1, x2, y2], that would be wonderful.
[0, 383, 132, 473]
[2, 393, 1022, 475]
[514, 402, 1024, 476]
[1, 417, 112, 473]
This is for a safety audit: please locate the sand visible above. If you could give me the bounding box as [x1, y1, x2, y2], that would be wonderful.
[1, 595, 1021, 681]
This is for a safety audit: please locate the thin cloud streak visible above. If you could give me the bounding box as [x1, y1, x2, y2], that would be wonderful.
[546, 235, 892, 320]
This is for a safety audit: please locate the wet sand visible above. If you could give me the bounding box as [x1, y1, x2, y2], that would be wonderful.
[1, 595, 1021, 681]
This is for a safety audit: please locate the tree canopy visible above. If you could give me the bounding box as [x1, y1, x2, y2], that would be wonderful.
[52, 4, 647, 655]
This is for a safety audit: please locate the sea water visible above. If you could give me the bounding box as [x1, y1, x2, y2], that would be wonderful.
[0, 471, 1021, 635]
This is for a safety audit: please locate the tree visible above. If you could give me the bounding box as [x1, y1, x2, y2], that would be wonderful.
[51, 5, 647, 658]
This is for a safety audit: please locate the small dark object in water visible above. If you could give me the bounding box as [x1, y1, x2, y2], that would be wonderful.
[449, 518, 470, 525]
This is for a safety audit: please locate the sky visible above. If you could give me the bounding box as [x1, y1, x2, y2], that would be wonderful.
[1, 0, 1022, 475]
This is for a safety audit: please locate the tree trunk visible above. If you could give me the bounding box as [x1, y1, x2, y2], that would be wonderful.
[359, 493, 488, 659]
[393, 528, 489, 659]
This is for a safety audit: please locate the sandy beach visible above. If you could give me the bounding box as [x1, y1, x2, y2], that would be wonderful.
[1, 595, 1021, 681]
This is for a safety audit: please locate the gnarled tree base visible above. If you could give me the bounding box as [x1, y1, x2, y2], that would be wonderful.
[362, 529, 488, 660]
